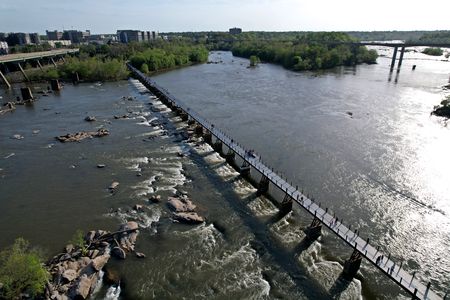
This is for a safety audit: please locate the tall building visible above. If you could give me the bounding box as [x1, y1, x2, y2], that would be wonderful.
[117, 30, 159, 43]
[62, 30, 90, 44]
[46, 30, 63, 40]
[29, 33, 41, 44]
[117, 30, 142, 43]
[5, 33, 31, 46]
[229, 27, 242, 35]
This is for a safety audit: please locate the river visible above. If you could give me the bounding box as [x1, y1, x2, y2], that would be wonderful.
[0, 48, 449, 299]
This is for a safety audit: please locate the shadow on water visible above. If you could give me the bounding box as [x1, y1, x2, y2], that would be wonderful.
[183, 138, 331, 299]
[329, 273, 353, 299]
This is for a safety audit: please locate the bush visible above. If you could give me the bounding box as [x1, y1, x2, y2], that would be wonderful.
[422, 47, 443, 56]
[0, 238, 49, 299]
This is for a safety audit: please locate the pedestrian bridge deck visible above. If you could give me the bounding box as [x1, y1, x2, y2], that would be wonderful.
[128, 63, 443, 300]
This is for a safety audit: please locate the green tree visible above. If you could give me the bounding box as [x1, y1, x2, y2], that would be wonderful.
[0, 238, 49, 299]
[140, 63, 149, 73]
[249, 55, 260, 66]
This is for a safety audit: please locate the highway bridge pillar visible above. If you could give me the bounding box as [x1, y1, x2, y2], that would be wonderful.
[257, 175, 270, 195]
[213, 140, 223, 154]
[224, 149, 235, 164]
[17, 63, 29, 82]
[239, 161, 251, 176]
[37, 60, 43, 71]
[72, 72, 80, 84]
[20, 87, 34, 101]
[343, 249, 363, 279]
[397, 47, 405, 70]
[0, 70, 11, 89]
[390, 47, 398, 70]
[50, 57, 57, 68]
[187, 118, 195, 125]
[303, 217, 322, 240]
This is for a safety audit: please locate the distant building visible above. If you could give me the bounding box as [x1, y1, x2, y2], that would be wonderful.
[46, 30, 63, 40]
[47, 40, 72, 48]
[0, 41, 8, 55]
[117, 30, 159, 43]
[229, 27, 242, 35]
[5, 33, 31, 46]
[29, 33, 41, 44]
[62, 30, 90, 44]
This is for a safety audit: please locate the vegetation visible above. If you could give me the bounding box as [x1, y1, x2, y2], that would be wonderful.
[69, 229, 88, 256]
[0, 238, 49, 299]
[415, 31, 450, 44]
[129, 43, 209, 73]
[230, 32, 378, 71]
[432, 95, 450, 118]
[249, 55, 260, 67]
[422, 47, 444, 56]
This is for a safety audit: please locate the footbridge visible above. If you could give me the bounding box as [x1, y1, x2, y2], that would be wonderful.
[128, 63, 445, 300]
[0, 48, 79, 88]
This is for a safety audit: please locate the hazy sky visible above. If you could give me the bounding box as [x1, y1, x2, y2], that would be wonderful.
[1, 0, 449, 34]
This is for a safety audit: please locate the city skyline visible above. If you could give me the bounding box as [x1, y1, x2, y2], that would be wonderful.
[1, 0, 449, 34]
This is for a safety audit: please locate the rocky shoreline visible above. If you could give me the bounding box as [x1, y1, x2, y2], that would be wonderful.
[46, 221, 140, 300]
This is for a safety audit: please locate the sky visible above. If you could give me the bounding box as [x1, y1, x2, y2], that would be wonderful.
[0, 0, 449, 34]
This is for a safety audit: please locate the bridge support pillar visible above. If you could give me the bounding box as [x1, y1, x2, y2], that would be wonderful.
[239, 161, 251, 176]
[303, 217, 322, 240]
[37, 60, 44, 71]
[279, 193, 293, 216]
[17, 63, 29, 82]
[187, 118, 195, 125]
[397, 47, 405, 70]
[343, 248, 363, 279]
[0, 70, 11, 89]
[21, 87, 34, 101]
[390, 47, 398, 70]
[203, 132, 212, 144]
[180, 113, 189, 121]
[213, 140, 223, 154]
[195, 124, 203, 134]
[257, 175, 270, 195]
[50, 57, 57, 68]
[72, 72, 80, 84]
[50, 79, 62, 91]
[224, 149, 235, 164]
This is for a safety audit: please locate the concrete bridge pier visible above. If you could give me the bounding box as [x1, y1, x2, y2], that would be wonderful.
[213, 140, 223, 154]
[187, 118, 196, 125]
[50, 79, 62, 91]
[195, 124, 203, 134]
[279, 193, 293, 216]
[203, 131, 212, 144]
[224, 149, 235, 164]
[180, 113, 189, 121]
[257, 175, 270, 195]
[343, 248, 363, 279]
[17, 63, 30, 82]
[21, 87, 34, 101]
[0, 70, 11, 89]
[50, 57, 57, 68]
[36, 60, 44, 71]
[390, 46, 399, 71]
[303, 217, 322, 240]
[240, 161, 251, 176]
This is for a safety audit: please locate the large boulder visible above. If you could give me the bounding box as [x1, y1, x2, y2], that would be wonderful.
[119, 221, 139, 232]
[91, 254, 110, 272]
[173, 212, 205, 225]
[167, 197, 196, 212]
[69, 274, 91, 300]
[111, 247, 126, 260]
[61, 269, 77, 283]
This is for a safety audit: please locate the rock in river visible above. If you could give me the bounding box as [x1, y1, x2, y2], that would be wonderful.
[167, 196, 196, 212]
[173, 212, 205, 224]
